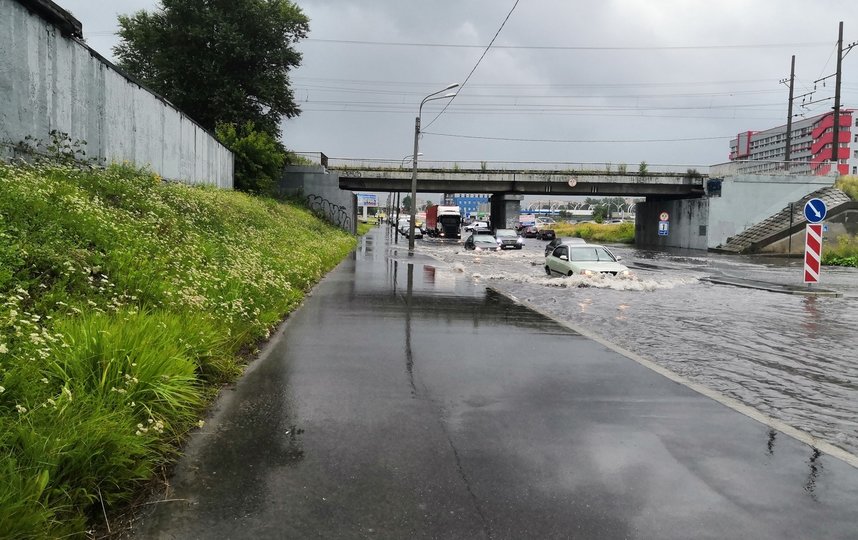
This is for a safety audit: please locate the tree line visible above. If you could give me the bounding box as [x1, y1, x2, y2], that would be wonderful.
[113, 0, 309, 195]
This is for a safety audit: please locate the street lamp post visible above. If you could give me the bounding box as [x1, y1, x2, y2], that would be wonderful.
[409, 84, 459, 251]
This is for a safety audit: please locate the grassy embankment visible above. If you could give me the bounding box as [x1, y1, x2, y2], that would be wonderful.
[551, 221, 635, 244]
[0, 162, 356, 538]
[823, 176, 858, 267]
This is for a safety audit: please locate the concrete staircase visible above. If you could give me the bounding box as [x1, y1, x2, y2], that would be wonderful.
[714, 187, 851, 254]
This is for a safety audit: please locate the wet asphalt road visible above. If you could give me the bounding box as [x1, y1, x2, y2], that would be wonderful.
[132, 227, 858, 539]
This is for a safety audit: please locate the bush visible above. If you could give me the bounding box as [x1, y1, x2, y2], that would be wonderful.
[822, 234, 858, 267]
[835, 175, 858, 201]
[216, 121, 286, 196]
[552, 222, 635, 243]
[0, 162, 356, 537]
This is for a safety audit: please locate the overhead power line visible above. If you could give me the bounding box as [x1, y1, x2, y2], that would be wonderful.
[292, 76, 783, 89]
[422, 132, 733, 143]
[423, 0, 521, 130]
[296, 84, 783, 99]
[303, 38, 832, 51]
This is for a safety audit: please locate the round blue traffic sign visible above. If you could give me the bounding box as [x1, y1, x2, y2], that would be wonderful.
[804, 198, 827, 224]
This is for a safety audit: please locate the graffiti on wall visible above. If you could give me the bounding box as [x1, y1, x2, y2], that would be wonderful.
[306, 194, 352, 231]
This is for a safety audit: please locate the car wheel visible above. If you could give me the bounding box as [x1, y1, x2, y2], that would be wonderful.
[567, 270, 574, 276]
[544, 266, 551, 276]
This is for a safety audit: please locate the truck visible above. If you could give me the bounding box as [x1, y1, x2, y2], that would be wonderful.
[425, 205, 462, 239]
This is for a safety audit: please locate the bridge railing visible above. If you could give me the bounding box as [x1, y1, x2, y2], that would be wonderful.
[709, 160, 819, 177]
[294, 153, 706, 175]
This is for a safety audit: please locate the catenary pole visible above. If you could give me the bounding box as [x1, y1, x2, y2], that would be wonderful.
[831, 21, 843, 174]
[785, 55, 795, 166]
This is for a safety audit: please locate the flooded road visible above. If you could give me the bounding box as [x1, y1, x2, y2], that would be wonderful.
[413, 232, 858, 457]
[134, 226, 858, 539]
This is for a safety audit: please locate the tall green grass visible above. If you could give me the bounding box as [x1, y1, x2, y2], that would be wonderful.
[823, 234, 858, 267]
[0, 162, 356, 538]
[552, 221, 635, 244]
[835, 175, 858, 200]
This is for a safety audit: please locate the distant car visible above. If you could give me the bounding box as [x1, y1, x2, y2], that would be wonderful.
[544, 236, 586, 257]
[397, 220, 423, 238]
[472, 226, 493, 235]
[521, 226, 539, 238]
[464, 233, 501, 252]
[494, 229, 524, 250]
[536, 229, 556, 241]
[545, 243, 630, 277]
[464, 221, 489, 232]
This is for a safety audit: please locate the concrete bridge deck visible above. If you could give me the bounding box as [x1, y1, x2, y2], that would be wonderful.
[336, 166, 707, 198]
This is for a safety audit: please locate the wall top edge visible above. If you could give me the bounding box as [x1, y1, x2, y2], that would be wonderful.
[15, 0, 81, 38]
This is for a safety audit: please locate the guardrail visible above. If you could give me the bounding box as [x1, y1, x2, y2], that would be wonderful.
[293, 153, 707, 175]
[296, 153, 830, 178]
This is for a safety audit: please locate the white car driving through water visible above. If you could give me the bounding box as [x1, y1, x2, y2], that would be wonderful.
[545, 243, 631, 277]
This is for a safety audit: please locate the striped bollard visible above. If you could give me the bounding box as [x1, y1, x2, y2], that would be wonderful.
[803, 224, 823, 284]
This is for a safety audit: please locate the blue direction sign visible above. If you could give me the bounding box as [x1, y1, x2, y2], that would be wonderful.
[658, 221, 669, 236]
[804, 198, 827, 223]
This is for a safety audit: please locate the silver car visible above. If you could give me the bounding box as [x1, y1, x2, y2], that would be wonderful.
[494, 229, 524, 250]
[545, 244, 631, 277]
[544, 236, 586, 257]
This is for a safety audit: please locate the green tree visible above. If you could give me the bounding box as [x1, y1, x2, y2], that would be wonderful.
[638, 161, 649, 175]
[402, 195, 412, 212]
[215, 121, 285, 194]
[113, 0, 309, 140]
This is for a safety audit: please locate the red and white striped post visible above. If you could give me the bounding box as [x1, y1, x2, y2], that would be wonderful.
[803, 224, 823, 284]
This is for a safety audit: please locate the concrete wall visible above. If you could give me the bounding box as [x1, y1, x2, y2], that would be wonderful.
[279, 166, 356, 234]
[0, 0, 233, 188]
[636, 198, 709, 250]
[706, 173, 834, 248]
[489, 194, 523, 230]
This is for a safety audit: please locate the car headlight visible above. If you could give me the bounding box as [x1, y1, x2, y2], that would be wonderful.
[619, 270, 630, 277]
[516, 238, 523, 243]
[475, 247, 482, 251]
[581, 269, 595, 276]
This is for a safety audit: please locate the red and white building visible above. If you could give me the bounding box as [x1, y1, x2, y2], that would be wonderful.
[729, 110, 857, 176]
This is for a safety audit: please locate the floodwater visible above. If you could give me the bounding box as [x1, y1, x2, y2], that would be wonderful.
[409, 232, 858, 456]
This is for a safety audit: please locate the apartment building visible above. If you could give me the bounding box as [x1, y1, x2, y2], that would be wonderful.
[729, 110, 857, 175]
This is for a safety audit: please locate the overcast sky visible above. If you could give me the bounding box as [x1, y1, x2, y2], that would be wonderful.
[62, 0, 858, 171]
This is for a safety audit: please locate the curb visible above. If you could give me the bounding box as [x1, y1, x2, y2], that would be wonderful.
[701, 276, 842, 297]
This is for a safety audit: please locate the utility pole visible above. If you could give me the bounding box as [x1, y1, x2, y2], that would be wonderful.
[832, 21, 844, 174]
[784, 55, 796, 165]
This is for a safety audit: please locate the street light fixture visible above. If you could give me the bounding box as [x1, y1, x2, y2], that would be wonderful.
[409, 84, 459, 251]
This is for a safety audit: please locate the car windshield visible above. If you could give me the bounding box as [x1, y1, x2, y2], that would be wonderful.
[474, 237, 497, 246]
[495, 229, 516, 238]
[567, 246, 616, 262]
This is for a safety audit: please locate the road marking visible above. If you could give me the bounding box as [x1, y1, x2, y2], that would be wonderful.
[487, 286, 858, 470]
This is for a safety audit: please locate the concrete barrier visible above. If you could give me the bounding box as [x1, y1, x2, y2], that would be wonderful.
[0, 0, 233, 188]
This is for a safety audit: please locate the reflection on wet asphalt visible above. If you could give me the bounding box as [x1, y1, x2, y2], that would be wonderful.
[417, 233, 858, 456]
[130, 226, 858, 539]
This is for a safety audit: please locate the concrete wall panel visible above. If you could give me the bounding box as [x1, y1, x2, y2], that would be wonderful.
[0, 0, 233, 188]
[636, 198, 709, 250]
[279, 166, 356, 234]
[707, 174, 834, 248]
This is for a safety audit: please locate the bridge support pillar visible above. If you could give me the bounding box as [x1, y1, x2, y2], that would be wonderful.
[490, 194, 523, 230]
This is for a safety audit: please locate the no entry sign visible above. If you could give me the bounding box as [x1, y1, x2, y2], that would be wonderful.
[803, 224, 823, 283]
